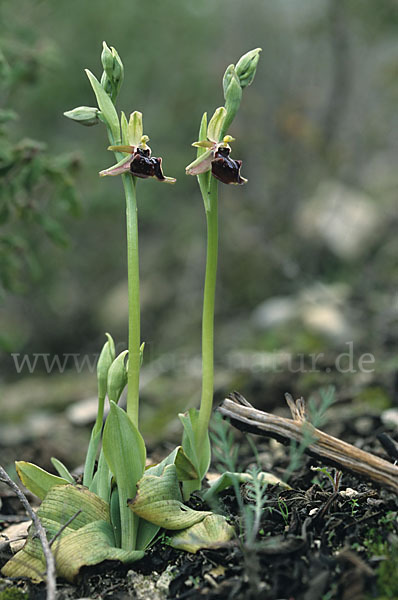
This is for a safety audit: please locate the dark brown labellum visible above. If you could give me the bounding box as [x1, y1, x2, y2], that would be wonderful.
[211, 146, 246, 185]
[130, 148, 166, 181]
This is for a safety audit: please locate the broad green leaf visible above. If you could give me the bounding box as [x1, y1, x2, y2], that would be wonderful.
[1, 485, 143, 583]
[85, 69, 120, 144]
[16, 461, 69, 500]
[83, 427, 102, 488]
[180, 408, 211, 499]
[179, 409, 199, 472]
[146, 445, 197, 481]
[129, 464, 211, 530]
[51, 520, 143, 582]
[168, 514, 235, 553]
[203, 471, 291, 503]
[102, 401, 146, 549]
[90, 448, 112, 502]
[180, 409, 211, 499]
[134, 445, 199, 550]
[50, 457, 74, 483]
[135, 517, 160, 551]
[110, 486, 121, 548]
[102, 402, 146, 491]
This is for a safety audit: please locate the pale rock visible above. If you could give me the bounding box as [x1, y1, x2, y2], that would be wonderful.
[297, 180, 380, 259]
[2, 520, 31, 552]
[252, 296, 297, 329]
[381, 408, 398, 429]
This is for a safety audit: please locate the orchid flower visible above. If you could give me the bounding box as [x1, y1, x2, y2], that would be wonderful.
[186, 121, 247, 186]
[100, 134, 176, 183]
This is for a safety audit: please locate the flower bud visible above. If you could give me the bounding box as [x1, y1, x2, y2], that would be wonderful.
[110, 46, 124, 90]
[107, 350, 128, 404]
[63, 106, 100, 126]
[222, 64, 235, 100]
[223, 72, 242, 136]
[97, 333, 116, 400]
[100, 42, 124, 101]
[235, 48, 262, 89]
[100, 71, 113, 97]
[101, 41, 114, 79]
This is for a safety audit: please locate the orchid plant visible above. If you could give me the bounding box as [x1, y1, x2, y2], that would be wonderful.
[2, 43, 260, 583]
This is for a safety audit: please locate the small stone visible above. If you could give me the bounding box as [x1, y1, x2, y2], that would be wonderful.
[381, 408, 398, 429]
[339, 488, 359, 498]
[2, 521, 31, 552]
[297, 180, 381, 260]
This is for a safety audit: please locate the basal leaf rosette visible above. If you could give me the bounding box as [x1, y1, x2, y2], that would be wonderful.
[2, 485, 144, 583]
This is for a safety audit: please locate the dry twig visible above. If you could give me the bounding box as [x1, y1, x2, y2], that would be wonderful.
[0, 465, 56, 600]
[218, 392, 398, 493]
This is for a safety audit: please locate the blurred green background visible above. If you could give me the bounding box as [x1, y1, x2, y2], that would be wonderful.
[1, 0, 398, 467]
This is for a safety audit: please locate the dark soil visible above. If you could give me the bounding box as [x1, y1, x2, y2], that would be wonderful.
[1, 407, 398, 600]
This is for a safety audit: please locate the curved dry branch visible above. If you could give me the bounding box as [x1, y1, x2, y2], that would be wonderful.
[0, 465, 56, 600]
[218, 393, 398, 494]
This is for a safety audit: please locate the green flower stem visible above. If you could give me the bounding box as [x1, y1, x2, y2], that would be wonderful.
[197, 176, 219, 448]
[122, 174, 140, 429]
[106, 123, 141, 429]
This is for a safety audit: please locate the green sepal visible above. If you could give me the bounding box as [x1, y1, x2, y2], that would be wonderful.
[120, 111, 129, 146]
[128, 464, 211, 530]
[168, 514, 235, 553]
[15, 461, 69, 500]
[99, 154, 132, 177]
[50, 457, 74, 483]
[185, 148, 214, 176]
[197, 112, 211, 211]
[108, 144, 135, 153]
[102, 402, 146, 550]
[129, 111, 143, 146]
[207, 107, 227, 143]
[85, 69, 120, 144]
[192, 140, 214, 149]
